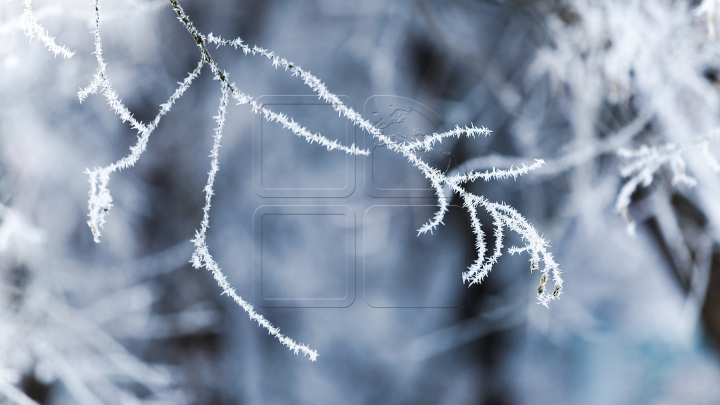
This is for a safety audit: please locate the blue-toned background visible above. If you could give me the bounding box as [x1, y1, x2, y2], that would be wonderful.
[2, 0, 720, 404]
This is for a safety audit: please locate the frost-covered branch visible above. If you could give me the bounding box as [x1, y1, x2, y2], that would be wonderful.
[84, 50, 205, 242]
[41, 0, 563, 361]
[441, 106, 653, 185]
[205, 30, 561, 306]
[451, 159, 546, 184]
[420, 158, 546, 239]
[20, 0, 75, 58]
[404, 124, 492, 152]
[615, 128, 720, 233]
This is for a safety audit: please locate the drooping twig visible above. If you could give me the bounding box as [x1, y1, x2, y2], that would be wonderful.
[76, 0, 563, 360]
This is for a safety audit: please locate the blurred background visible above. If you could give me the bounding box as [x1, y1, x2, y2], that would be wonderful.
[3, 0, 720, 403]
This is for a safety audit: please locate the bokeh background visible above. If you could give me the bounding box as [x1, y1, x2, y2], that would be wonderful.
[3, 0, 720, 404]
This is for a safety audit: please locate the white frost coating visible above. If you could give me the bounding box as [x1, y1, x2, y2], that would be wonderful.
[205, 33, 374, 156]
[450, 159, 546, 184]
[64, 0, 561, 360]
[201, 32, 562, 306]
[20, 0, 75, 58]
[246, 97, 369, 156]
[83, 0, 205, 243]
[532, 0, 720, 237]
[171, 0, 322, 361]
[404, 124, 492, 152]
[615, 128, 720, 233]
[189, 80, 318, 361]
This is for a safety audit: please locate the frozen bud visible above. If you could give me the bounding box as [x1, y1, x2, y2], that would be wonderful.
[537, 284, 545, 295]
[552, 284, 562, 298]
[530, 261, 538, 271]
[539, 273, 547, 285]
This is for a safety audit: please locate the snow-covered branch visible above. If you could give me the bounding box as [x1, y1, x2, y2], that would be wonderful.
[28, 0, 563, 360]
[616, 128, 720, 233]
[20, 0, 75, 58]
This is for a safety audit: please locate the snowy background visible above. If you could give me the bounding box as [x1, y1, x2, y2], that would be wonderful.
[3, 0, 720, 404]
